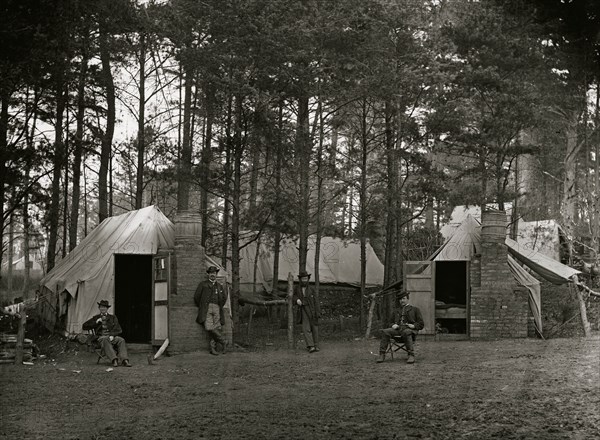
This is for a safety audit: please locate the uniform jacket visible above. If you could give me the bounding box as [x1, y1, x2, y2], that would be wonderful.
[82, 313, 123, 340]
[292, 284, 321, 325]
[194, 280, 226, 325]
[387, 304, 424, 331]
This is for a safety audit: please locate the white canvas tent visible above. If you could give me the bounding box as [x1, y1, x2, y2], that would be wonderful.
[39, 206, 233, 334]
[235, 235, 385, 293]
[430, 215, 581, 334]
[441, 205, 565, 261]
[38, 206, 175, 333]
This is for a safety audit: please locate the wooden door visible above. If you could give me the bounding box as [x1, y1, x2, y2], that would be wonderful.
[152, 253, 170, 345]
[404, 261, 435, 335]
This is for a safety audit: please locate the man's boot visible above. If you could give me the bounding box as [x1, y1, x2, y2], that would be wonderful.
[407, 354, 415, 364]
[208, 333, 219, 355]
[213, 329, 227, 354]
[376, 353, 386, 363]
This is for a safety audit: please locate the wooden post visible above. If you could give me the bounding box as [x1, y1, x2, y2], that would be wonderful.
[246, 306, 255, 345]
[573, 276, 591, 337]
[15, 305, 26, 365]
[287, 272, 294, 349]
[365, 295, 376, 339]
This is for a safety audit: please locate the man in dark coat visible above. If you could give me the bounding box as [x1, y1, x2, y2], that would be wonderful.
[377, 292, 424, 364]
[293, 270, 321, 353]
[82, 299, 131, 367]
[194, 265, 228, 355]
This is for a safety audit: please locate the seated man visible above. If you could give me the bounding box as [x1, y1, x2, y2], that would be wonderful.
[83, 299, 132, 367]
[377, 291, 424, 364]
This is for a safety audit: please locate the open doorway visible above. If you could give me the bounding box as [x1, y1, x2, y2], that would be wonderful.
[114, 254, 152, 343]
[434, 261, 468, 334]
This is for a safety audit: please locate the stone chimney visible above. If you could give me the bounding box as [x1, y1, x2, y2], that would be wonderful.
[169, 210, 207, 352]
[470, 210, 528, 338]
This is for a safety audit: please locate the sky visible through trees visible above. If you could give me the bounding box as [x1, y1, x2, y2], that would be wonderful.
[1, 0, 599, 310]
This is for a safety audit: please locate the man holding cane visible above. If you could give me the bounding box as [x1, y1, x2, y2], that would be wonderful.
[377, 291, 423, 364]
[293, 270, 321, 353]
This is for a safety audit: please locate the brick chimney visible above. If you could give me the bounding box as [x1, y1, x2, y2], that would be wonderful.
[169, 210, 208, 352]
[470, 210, 528, 338]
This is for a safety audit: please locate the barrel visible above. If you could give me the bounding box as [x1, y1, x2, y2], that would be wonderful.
[173, 210, 202, 239]
[481, 209, 508, 243]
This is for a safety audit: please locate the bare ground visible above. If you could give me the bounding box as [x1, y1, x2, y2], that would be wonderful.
[1, 334, 599, 440]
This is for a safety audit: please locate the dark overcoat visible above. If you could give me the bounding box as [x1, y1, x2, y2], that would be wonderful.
[82, 313, 123, 339]
[194, 280, 226, 325]
[292, 284, 321, 325]
[387, 304, 424, 331]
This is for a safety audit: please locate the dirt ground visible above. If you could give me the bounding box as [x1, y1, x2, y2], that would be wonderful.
[1, 331, 599, 440]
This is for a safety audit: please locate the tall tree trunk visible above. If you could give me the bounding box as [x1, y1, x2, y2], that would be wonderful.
[135, 32, 146, 209]
[594, 86, 600, 253]
[22, 198, 31, 295]
[0, 87, 11, 272]
[177, 62, 194, 212]
[62, 94, 69, 257]
[7, 213, 14, 295]
[384, 100, 397, 319]
[384, 100, 397, 286]
[201, 83, 215, 246]
[296, 95, 311, 273]
[47, 71, 66, 271]
[314, 101, 324, 303]
[98, 25, 115, 222]
[248, 96, 263, 217]
[23, 90, 36, 292]
[479, 148, 488, 210]
[70, 36, 88, 251]
[221, 93, 233, 270]
[272, 101, 284, 290]
[359, 99, 368, 329]
[562, 113, 582, 261]
[231, 94, 244, 337]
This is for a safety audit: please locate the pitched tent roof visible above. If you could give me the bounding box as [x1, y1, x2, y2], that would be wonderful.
[505, 238, 580, 285]
[39, 206, 175, 333]
[235, 234, 385, 293]
[441, 205, 564, 261]
[432, 215, 481, 261]
[424, 216, 581, 335]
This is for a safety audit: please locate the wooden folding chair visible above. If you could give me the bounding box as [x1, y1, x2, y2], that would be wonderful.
[85, 330, 107, 364]
[386, 333, 417, 360]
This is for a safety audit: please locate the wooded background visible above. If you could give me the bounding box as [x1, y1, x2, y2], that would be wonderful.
[2, 0, 599, 320]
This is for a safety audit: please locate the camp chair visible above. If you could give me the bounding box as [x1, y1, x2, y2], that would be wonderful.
[85, 329, 109, 364]
[385, 333, 417, 360]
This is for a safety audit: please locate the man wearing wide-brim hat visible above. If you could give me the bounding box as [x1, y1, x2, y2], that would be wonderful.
[194, 265, 228, 355]
[293, 270, 321, 353]
[82, 299, 131, 367]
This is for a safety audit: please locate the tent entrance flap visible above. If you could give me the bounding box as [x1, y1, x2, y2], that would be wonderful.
[115, 254, 152, 343]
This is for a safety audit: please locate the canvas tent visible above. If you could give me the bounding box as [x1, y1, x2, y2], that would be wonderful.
[415, 214, 581, 335]
[234, 234, 385, 293]
[38, 206, 175, 337]
[441, 205, 565, 261]
[38, 206, 233, 339]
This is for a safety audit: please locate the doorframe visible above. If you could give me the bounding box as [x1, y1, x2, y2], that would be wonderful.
[151, 251, 171, 346]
